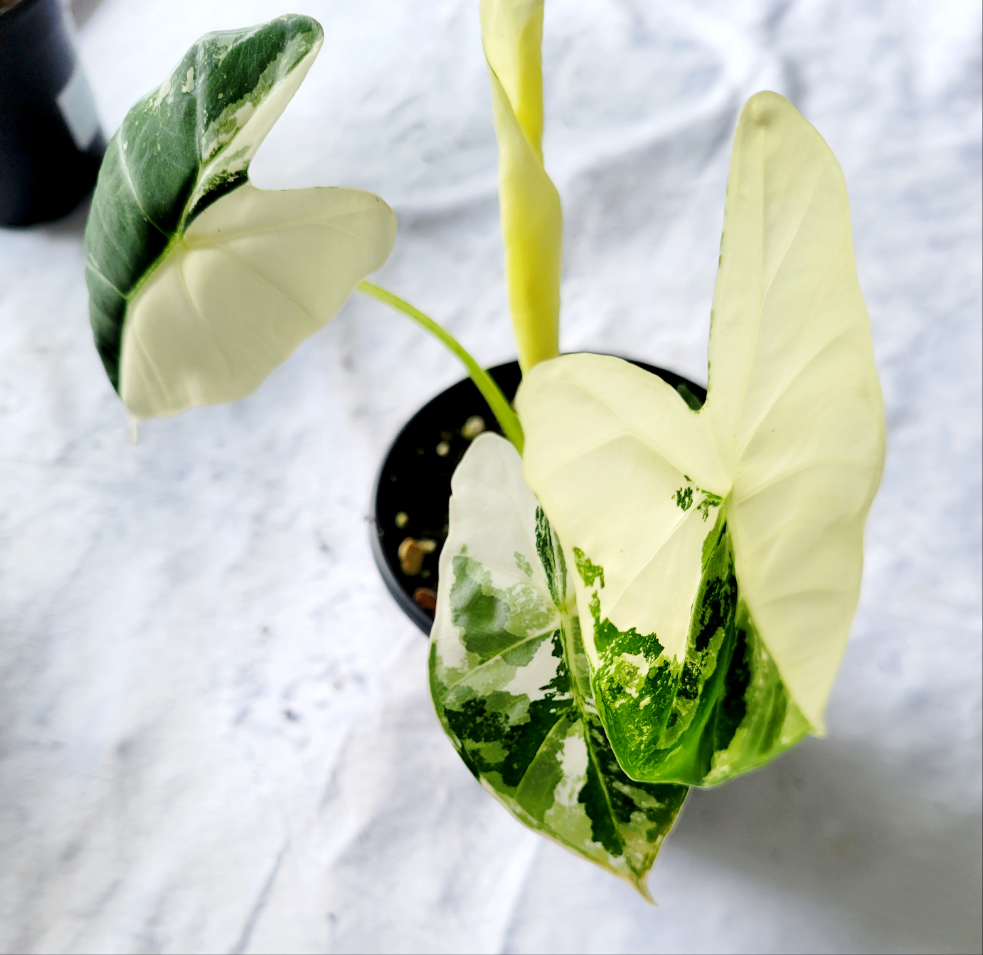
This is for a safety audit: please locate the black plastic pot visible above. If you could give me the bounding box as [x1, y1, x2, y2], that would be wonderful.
[371, 358, 707, 634]
[0, 0, 105, 227]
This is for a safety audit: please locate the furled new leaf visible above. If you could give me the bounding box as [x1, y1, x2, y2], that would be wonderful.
[430, 433, 688, 898]
[84, 15, 396, 419]
[481, 0, 562, 371]
[515, 93, 885, 786]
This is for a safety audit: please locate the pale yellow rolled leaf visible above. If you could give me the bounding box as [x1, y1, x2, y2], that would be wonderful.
[481, 0, 562, 371]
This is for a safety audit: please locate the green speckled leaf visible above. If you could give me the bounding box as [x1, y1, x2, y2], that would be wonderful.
[572, 504, 810, 786]
[516, 93, 885, 786]
[84, 15, 396, 418]
[430, 433, 687, 898]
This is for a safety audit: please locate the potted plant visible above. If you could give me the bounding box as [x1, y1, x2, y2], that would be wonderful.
[83, 1, 885, 899]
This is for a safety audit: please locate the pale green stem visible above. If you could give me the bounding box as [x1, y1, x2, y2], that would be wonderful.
[356, 281, 524, 454]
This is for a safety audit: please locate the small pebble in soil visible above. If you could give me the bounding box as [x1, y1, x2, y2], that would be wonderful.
[436, 440, 450, 457]
[398, 537, 425, 575]
[395, 511, 409, 528]
[413, 587, 438, 612]
[462, 415, 486, 440]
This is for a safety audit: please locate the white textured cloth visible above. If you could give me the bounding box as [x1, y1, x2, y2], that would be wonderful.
[1, 1, 980, 952]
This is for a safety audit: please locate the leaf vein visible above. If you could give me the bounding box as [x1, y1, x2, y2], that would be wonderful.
[444, 626, 560, 690]
[116, 135, 169, 238]
[734, 326, 854, 460]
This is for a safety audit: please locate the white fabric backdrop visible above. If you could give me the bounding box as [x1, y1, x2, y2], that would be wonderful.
[0, 1, 980, 952]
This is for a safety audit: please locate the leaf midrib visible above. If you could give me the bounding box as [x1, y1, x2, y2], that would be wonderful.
[115, 40, 317, 357]
[554, 601, 630, 867]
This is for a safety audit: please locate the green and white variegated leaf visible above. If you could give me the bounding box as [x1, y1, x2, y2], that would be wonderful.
[430, 432, 688, 898]
[84, 16, 396, 419]
[515, 93, 885, 786]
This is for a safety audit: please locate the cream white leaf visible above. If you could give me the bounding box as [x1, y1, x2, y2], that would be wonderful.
[708, 93, 884, 728]
[120, 184, 395, 418]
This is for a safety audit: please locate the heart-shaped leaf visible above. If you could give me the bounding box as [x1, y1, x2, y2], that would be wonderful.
[84, 15, 396, 418]
[515, 93, 885, 785]
[430, 433, 688, 897]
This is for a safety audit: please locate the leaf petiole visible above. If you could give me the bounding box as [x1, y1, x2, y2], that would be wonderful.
[357, 280, 525, 454]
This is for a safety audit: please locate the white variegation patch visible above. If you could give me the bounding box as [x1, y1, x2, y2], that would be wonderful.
[551, 725, 589, 809]
[501, 633, 562, 701]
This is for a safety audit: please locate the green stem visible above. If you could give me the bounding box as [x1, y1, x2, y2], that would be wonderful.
[357, 280, 524, 454]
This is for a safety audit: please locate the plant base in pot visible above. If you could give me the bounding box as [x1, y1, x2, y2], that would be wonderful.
[371, 358, 707, 633]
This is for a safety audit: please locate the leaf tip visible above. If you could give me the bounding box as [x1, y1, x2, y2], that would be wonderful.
[632, 875, 656, 905]
[744, 89, 793, 127]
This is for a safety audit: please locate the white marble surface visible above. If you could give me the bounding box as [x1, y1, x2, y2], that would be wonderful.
[1, 1, 981, 952]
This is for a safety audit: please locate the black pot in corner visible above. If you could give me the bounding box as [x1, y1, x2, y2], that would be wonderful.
[0, 0, 105, 227]
[370, 358, 708, 635]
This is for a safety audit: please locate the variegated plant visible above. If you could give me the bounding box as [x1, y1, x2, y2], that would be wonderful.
[83, 2, 885, 902]
[428, 0, 884, 895]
